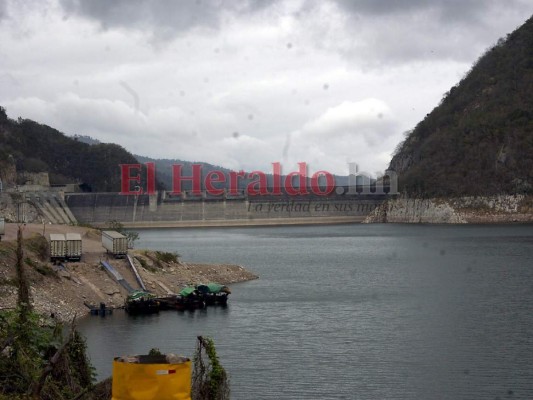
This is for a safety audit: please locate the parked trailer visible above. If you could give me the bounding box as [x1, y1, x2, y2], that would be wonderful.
[102, 230, 128, 258]
[49, 234, 66, 262]
[0, 218, 4, 241]
[65, 233, 82, 261]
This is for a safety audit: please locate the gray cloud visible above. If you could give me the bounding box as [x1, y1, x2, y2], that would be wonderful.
[56, 0, 533, 65]
[60, 0, 224, 35]
[2, 0, 532, 174]
[308, 0, 533, 65]
[0, 0, 7, 21]
[58, 0, 282, 38]
[60, 0, 497, 31]
[334, 0, 512, 22]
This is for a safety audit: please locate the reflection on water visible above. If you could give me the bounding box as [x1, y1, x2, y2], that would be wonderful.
[78, 224, 533, 400]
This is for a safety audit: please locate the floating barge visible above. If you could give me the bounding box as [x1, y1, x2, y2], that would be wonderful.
[124, 290, 160, 315]
[196, 283, 231, 306]
[173, 283, 230, 310]
[80, 283, 233, 317]
[84, 302, 114, 316]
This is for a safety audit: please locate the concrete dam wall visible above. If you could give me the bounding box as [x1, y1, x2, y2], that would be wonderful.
[65, 192, 387, 228]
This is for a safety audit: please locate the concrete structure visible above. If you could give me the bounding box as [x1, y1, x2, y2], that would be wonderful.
[65, 191, 389, 228]
[27, 193, 78, 224]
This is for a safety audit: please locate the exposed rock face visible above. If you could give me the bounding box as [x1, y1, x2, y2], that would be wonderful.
[18, 172, 50, 186]
[0, 160, 16, 187]
[364, 195, 533, 224]
[0, 193, 41, 223]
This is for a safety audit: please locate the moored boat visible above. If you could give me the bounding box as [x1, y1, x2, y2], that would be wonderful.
[196, 283, 231, 306]
[178, 286, 206, 310]
[130, 283, 232, 314]
[125, 290, 160, 315]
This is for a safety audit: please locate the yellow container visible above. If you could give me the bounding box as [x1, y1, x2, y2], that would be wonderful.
[112, 355, 191, 400]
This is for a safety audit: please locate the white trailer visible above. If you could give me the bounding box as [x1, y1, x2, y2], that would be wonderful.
[65, 233, 82, 261]
[49, 234, 66, 261]
[102, 230, 128, 258]
[0, 218, 4, 241]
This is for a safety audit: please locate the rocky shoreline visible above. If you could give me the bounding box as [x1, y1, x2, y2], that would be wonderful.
[0, 223, 258, 322]
[364, 194, 533, 224]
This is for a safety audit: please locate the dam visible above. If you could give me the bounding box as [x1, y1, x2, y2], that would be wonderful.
[64, 190, 389, 228]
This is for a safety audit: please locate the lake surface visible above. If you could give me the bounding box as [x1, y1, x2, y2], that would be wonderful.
[78, 223, 533, 399]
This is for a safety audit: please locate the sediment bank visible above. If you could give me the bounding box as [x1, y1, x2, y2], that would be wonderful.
[0, 223, 258, 322]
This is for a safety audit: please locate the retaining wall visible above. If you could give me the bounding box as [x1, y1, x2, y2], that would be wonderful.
[65, 192, 386, 227]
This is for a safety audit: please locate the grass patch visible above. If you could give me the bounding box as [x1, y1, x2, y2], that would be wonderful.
[24, 257, 36, 268]
[0, 246, 12, 257]
[0, 277, 17, 286]
[135, 256, 148, 269]
[137, 250, 180, 271]
[135, 255, 157, 273]
[24, 234, 48, 261]
[137, 257, 147, 269]
[154, 251, 180, 264]
[34, 263, 59, 278]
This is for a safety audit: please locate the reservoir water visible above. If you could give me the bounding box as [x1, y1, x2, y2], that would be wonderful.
[78, 224, 533, 399]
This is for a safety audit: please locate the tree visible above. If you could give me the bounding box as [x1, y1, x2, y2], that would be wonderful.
[0, 227, 96, 399]
[192, 336, 230, 400]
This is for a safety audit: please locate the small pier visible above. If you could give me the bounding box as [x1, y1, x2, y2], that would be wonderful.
[84, 301, 114, 316]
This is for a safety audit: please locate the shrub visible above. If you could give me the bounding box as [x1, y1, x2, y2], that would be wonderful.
[192, 336, 230, 400]
[154, 251, 180, 264]
[24, 234, 48, 261]
[34, 264, 59, 279]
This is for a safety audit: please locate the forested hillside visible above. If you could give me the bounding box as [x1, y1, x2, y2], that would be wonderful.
[390, 15, 533, 196]
[0, 107, 155, 192]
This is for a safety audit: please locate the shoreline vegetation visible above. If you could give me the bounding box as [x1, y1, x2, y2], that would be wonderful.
[0, 224, 246, 399]
[0, 226, 100, 399]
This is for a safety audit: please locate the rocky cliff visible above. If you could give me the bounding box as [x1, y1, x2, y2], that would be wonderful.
[364, 195, 533, 223]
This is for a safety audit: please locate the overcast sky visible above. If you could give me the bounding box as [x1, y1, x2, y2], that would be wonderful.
[1, 0, 531, 176]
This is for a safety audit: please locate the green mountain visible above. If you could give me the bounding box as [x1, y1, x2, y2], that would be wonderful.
[135, 155, 374, 193]
[0, 107, 371, 195]
[390, 15, 533, 196]
[135, 155, 243, 192]
[0, 108, 155, 192]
